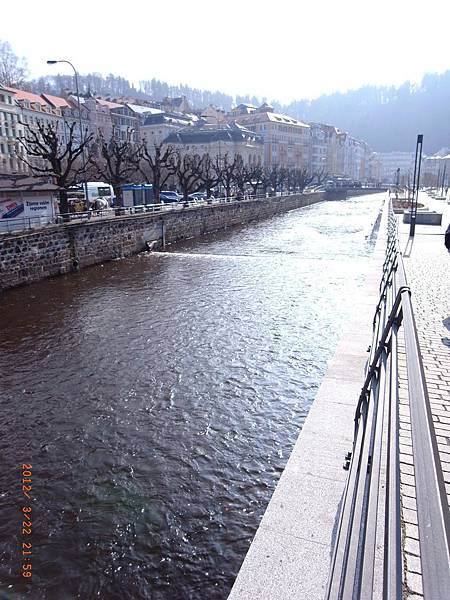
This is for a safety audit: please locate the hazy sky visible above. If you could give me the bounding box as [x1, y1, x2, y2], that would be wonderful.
[2, 0, 450, 103]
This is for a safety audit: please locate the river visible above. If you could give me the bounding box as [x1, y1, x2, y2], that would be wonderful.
[0, 194, 383, 600]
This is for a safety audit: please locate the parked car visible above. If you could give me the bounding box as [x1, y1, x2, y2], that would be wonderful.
[188, 191, 207, 201]
[160, 191, 182, 203]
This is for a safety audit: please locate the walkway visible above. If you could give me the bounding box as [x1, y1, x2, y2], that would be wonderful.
[228, 194, 450, 600]
[398, 193, 450, 599]
[227, 198, 387, 599]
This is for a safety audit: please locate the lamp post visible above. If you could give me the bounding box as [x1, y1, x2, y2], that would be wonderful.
[395, 167, 400, 199]
[409, 134, 424, 238]
[47, 59, 89, 209]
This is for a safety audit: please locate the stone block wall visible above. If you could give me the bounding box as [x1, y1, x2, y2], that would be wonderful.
[0, 193, 324, 291]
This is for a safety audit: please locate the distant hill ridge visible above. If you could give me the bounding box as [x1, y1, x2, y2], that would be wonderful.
[28, 70, 450, 154]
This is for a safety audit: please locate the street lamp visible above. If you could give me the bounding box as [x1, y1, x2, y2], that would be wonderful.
[47, 59, 89, 209]
[409, 134, 424, 238]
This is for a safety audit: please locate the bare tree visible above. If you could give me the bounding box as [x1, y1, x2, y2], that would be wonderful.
[173, 152, 204, 201]
[268, 165, 287, 194]
[200, 154, 220, 199]
[245, 163, 264, 197]
[286, 168, 297, 192]
[0, 40, 29, 88]
[17, 121, 93, 214]
[140, 141, 176, 203]
[90, 134, 142, 206]
[217, 153, 237, 199]
[260, 166, 273, 196]
[293, 167, 314, 192]
[233, 155, 249, 198]
[314, 167, 328, 186]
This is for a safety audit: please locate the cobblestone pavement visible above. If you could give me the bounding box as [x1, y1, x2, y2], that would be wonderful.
[397, 195, 450, 599]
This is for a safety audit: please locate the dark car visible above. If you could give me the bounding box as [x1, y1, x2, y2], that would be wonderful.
[160, 191, 181, 203]
[188, 191, 207, 201]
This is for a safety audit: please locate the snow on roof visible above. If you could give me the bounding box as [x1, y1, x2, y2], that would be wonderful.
[126, 104, 162, 115]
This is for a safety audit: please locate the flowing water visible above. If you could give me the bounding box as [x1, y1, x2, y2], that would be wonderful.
[0, 194, 383, 600]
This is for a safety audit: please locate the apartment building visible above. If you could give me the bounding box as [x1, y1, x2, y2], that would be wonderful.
[141, 112, 196, 150]
[422, 150, 450, 187]
[43, 93, 90, 145]
[376, 151, 416, 184]
[309, 122, 328, 175]
[343, 136, 371, 180]
[0, 86, 25, 173]
[165, 122, 264, 165]
[235, 104, 310, 169]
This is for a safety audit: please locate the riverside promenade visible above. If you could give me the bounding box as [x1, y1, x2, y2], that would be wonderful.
[397, 193, 450, 599]
[228, 198, 388, 599]
[228, 193, 450, 600]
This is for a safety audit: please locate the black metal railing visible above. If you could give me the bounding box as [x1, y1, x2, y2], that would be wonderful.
[325, 200, 450, 599]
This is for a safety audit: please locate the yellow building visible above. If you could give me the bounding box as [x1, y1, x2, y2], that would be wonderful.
[234, 104, 310, 169]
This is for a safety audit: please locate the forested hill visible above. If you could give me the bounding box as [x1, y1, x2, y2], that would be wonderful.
[275, 71, 450, 154]
[29, 70, 450, 154]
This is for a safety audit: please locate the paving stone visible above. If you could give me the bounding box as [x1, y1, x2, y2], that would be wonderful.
[406, 571, 423, 595]
[402, 507, 418, 525]
[404, 537, 420, 556]
[402, 495, 417, 511]
[406, 553, 422, 574]
[405, 523, 419, 540]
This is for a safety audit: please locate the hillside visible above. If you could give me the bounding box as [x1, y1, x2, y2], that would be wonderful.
[276, 71, 450, 154]
[28, 71, 450, 155]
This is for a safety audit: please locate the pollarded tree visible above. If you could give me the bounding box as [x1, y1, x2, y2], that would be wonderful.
[200, 154, 221, 199]
[173, 152, 204, 201]
[293, 167, 314, 192]
[246, 163, 264, 197]
[90, 133, 143, 206]
[314, 167, 328, 186]
[260, 166, 273, 196]
[268, 165, 288, 194]
[140, 141, 176, 203]
[17, 120, 93, 214]
[232, 155, 250, 197]
[216, 153, 237, 199]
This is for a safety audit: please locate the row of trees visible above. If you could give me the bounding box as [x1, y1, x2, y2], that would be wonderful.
[17, 121, 322, 213]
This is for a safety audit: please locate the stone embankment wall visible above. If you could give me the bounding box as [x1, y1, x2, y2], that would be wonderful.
[0, 192, 324, 291]
[347, 187, 388, 197]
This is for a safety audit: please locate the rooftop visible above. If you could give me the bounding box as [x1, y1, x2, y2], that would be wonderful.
[42, 93, 71, 109]
[142, 112, 194, 127]
[96, 98, 123, 110]
[165, 122, 263, 145]
[4, 86, 48, 107]
[126, 104, 162, 116]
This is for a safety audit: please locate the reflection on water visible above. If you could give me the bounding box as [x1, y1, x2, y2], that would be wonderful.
[0, 195, 382, 599]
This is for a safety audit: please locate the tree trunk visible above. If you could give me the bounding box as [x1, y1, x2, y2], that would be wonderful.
[153, 171, 161, 203]
[59, 189, 69, 217]
[114, 185, 123, 207]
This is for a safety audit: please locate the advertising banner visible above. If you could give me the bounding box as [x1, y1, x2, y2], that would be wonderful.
[23, 199, 55, 219]
[0, 198, 24, 220]
[0, 195, 57, 232]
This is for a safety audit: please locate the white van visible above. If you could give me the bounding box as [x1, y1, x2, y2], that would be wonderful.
[70, 182, 115, 207]
[85, 182, 115, 206]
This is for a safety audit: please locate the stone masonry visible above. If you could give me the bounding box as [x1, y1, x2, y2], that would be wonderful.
[0, 193, 324, 291]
